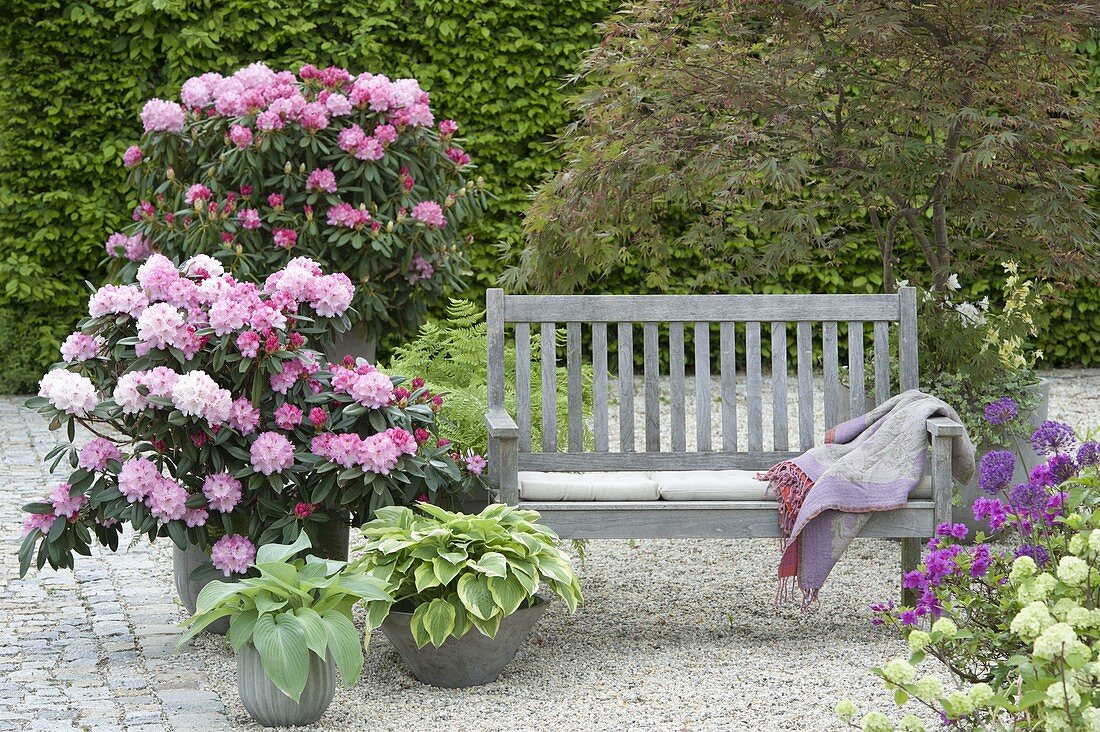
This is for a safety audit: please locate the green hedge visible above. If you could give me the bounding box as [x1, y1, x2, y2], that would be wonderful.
[0, 0, 613, 392]
[1, 2, 1095, 395]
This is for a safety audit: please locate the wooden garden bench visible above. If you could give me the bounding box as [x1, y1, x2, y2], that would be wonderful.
[483, 287, 964, 592]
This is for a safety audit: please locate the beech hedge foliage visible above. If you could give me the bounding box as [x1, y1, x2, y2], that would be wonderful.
[0, 2, 1096, 393]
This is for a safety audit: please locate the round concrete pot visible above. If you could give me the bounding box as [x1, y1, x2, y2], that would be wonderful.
[325, 322, 377, 365]
[954, 378, 1051, 538]
[382, 597, 549, 688]
[237, 643, 335, 727]
[173, 542, 234, 635]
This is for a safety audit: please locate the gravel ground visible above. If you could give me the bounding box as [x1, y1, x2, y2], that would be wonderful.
[181, 368, 1100, 732]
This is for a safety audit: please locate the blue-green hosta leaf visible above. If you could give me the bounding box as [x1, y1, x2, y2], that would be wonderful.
[487, 574, 527, 616]
[255, 562, 300, 593]
[228, 609, 258, 653]
[320, 610, 363, 686]
[176, 606, 236, 648]
[255, 531, 312, 565]
[252, 613, 309, 702]
[456, 573, 496, 621]
[195, 580, 246, 614]
[292, 607, 329, 660]
[467, 551, 508, 577]
[254, 590, 289, 615]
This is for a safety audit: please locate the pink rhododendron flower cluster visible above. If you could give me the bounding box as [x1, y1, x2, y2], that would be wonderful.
[311, 427, 417, 474]
[78, 438, 122, 472]
[411, 200, 447, 228]
[171, 371, 232, 425]
[113, 366, 179, 414]
[330, 360, 393, 407]
[202, 472, 243, 513]
[38, 370, 98, 417]
[105, 232, 151, 261]
[210, 534, 256, 577]
[250, 431, 296, 475]
[140, 99, 185, 133]
[60, 332, 102, 363]
[50, 482, 87, 520]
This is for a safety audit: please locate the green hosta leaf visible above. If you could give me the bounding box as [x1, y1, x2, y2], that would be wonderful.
[433, 556, 465, 585]
[195, 580, 245, 614]
[470, 611, 503, 639]
[320, 610, 364, 686]
[445, 594, 472, 639]
[332, 573, 392, 603]
[487, 575, 527, 616]
[293, 607, 328, 660]
[467, 551, 507, 578]
[177, 606, 236, 648]
[252, 613, 309, 702]
[414, 598, 456, 649]
[256, 562, 300, 591]
[256, 531, 312, 565]
[537, 556, 575, 585]
[456, 573, 496, 620]
[254, 590, 289, 615]
[415, 561, 442, 592]
[228, 609, 258, 653]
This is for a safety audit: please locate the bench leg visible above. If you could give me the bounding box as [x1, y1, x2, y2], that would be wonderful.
[901, 538, 921, 607]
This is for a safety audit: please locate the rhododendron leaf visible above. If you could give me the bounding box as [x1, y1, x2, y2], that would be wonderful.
[253, 613, 309, 702]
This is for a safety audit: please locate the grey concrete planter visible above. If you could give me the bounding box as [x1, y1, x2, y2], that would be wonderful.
[325, 322, 377, 364]
[954, 377, 1051, 537]
[382, 596, 549, 688]
[173, 542, 234, 635]
[237, 643, 335, 727]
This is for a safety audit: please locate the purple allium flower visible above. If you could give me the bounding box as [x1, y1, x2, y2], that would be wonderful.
[978, 450, 1015, 494]
[983, 397, 1018, 425]
[1046, 453, 1077, 485]
[1014, 543, 1049, 567]
[1030, 420, 1076, 456]
[1009, 481, 1048, 511]
[1077, 441, 1100, 467]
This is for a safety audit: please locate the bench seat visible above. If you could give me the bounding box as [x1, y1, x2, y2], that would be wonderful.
[518, 469, 933, 502]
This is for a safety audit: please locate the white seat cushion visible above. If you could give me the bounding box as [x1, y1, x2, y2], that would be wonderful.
[518, 471, 660, 501]
[651, 470, 771, 501]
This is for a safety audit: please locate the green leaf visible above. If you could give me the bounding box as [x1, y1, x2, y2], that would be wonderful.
[418, 598, 456, 648]
[467, 551, 508, 577]
[252, 613, 309, 702]
[254, 590, 288, 615]
[293, 607, 328, 660]
[415, 561, 442, 592]
[228, 609, 258, 653]
[195, 580, 245, 614]
[256, 531, 312, 564]
[487, 574, 527, 616]
[320, 610, 363, 686]
[456, 573, 496, 620]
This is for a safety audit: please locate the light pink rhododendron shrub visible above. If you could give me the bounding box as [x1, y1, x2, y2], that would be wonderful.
[19, 254, 487, 577]
[110, 63, 487, 345]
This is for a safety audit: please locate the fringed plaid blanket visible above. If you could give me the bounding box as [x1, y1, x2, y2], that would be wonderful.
[759, 390, 975, 610]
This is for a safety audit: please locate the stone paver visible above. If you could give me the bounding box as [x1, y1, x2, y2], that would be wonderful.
[0, 398, 231, 731]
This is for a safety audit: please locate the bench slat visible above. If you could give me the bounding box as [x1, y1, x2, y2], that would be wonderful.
[592, 322, 608, 452]
[695, 322, 712, 452]
[771, 321, 788, 451]
[746, 322, 763, 451]
[796, 321, 814, 451]
[720, 321, 737, 451]
[644, 323, 661, 451]
[503, 294, 902, 323]
[567, 322, 583, 451]
[669, 322, 686, 452]
[519, 502, 936, 539]
[540, 322, 557, 452]
[848, 321, 865, 419]
[874, 320, 891, 406]
[617, 323, 635, 453]
[519, 450, 797, 472]
[900, 287, 919, 391]
[823, 321, 839, 428]
[515, 322, 531, 452]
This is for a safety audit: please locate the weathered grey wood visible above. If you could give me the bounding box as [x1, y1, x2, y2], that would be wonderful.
[592, 323, 609, 453]
[899, 286, 919, 392]
[695, 322, 712, 452]
[486, 289, 505, 409]
[719, 322, 737, 451]
[514, 322, 531, 452]
[771, 322, 788, 451]
[566, 322, 583, 452]
[848, 321, 865, 418]
[823, 322, 839, 428]
[617, 323, 635, 453]
[519, 502, 936, 540]
[927, 416, 965, 437]
[930, 432, 955, 529]
[796, 321, 814, 451]
[644, 323, 660, 451]
[485, 408, 519, 504]
[901, 538, 921, 606]
[669, 322, 686, 452]
[504, 294, 901, 323]
[540, 322, 557, 453]
[746, 322, 763, 451]
[519, 450, 797, 472]
[874, 320, 891, 406]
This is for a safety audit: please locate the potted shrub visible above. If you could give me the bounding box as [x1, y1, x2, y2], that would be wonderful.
[109, 62, 486, 357]
[354, 502, 583, 688]
[178, 532, 390, 727]
[18, 255, 488, 626]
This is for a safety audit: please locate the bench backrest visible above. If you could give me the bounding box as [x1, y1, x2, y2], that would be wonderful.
[486, 288, 919, 472]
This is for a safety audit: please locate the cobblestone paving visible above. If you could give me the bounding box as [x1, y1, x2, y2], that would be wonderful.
[0, 399, 230, 732]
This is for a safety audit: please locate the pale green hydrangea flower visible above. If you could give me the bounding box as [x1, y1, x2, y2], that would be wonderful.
[1018, 573, 1057, 603]
[835, 699, 859, 722]
[945, 690, 974, 717]
[1088, 530, 1100, 553]
[1011, 602, 1054, 640]
[1044, 681, 1080, 708]
[860, 711, 894, 732]
[1010, 555, 1037, 582]
[1057, 556, 1089, 586]
[911, 676, 943, 702]
[969, 682, 994, 706]
[882, 658, 916, 685]
[1034, 622, 1078, 659]
[931, 618, 957, 638]
[897, 714, 925, 732]
[907, 630, 931, 652]
[1082, 706, 1100, 732]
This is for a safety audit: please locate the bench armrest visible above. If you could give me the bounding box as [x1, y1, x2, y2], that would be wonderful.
[926, 416, 964, 438]
[485, 408, 519, 439]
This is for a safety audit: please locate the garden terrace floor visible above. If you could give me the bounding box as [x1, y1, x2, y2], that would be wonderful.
[2, 369, 1097, 732]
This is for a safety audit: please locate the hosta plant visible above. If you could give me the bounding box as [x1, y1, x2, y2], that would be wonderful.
[354, 503, 583, 648]
[178, 532, 391, 701]
[836, 421, 1100, 731]
[19, 253, 488, 577]
[111, 62, 487, 344]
